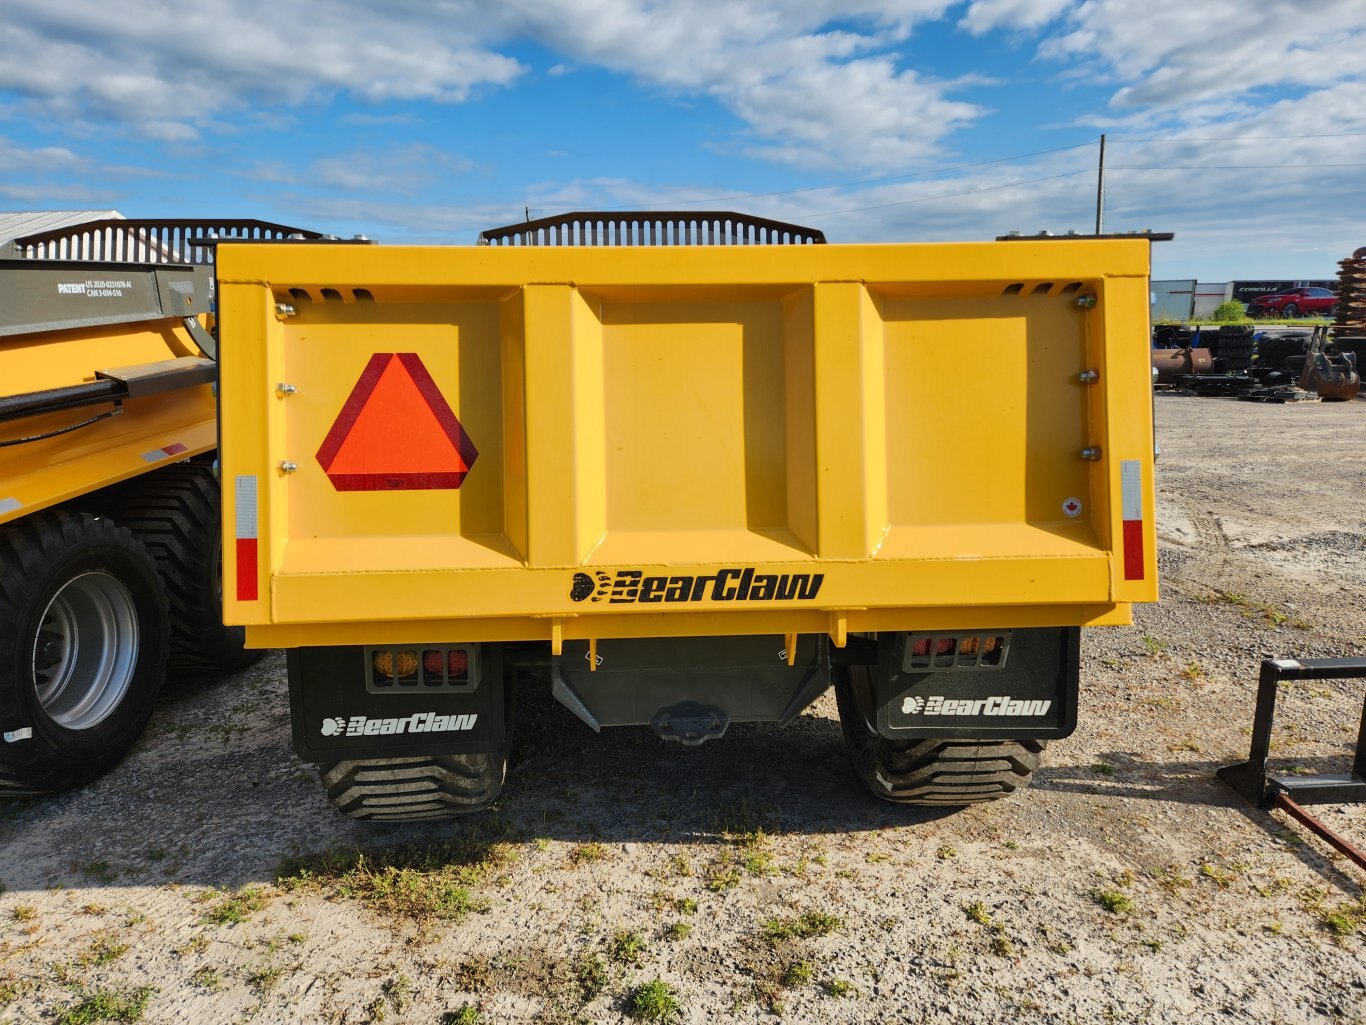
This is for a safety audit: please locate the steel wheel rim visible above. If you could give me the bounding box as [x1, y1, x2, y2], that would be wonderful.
[32, 572, 139, 730]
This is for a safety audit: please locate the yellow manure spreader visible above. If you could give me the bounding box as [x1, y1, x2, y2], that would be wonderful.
[216, 212, 1159, 821]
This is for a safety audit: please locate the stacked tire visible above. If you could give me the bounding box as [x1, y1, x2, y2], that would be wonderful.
[1214, 325, 1256, 373]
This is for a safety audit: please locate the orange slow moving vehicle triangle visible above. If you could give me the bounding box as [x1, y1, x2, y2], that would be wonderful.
[316, 353, 478, 491]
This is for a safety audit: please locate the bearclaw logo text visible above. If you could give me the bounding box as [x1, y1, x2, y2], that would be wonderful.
[569, 568, 823, 605]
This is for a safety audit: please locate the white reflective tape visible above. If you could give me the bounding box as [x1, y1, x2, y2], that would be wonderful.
[235, 476, 258, 539]
[4, 727, 33, 743]
[1120, 460, 1142, 521]
[0, 498, 20, 516]
[1271, 659, 1302, 670]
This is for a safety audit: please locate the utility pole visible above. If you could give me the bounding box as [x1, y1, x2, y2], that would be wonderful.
[1095, 134, 1106, 235]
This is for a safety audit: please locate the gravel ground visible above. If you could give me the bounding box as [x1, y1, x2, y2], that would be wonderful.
[1, 394, 1364, 1025]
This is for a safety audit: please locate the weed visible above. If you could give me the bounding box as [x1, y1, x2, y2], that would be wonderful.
[277, 836, 511, 924]
[370, 975, 412, 1018]
[1091, 889, 1135, 914]
[1140, 635, 1168, 656]
[711, 798, 772, 837]
[1180, 661, 1205, 681]
[56, 986, 154, 1025]
[760, 911, 843, 942]
[781, 961, 813, 987]
[865, 851, 890, 864]
[1199, 863, 1233, 889]
[79, 935, 129, 966]
[124, 911, 146, 928]
[1141, 939, 1164, 952]
[991, 933, 1015, 957]
[675, 897, 697, 915]
[1003, 840, 1019, 851]
[705, 863, 741, 893]
[823, 978, 853, 997]
[1320, 900, 1366, 938]
[12, 904, 36, 922]
[665, 921, 692, 941]
[79, 904, 105, 916]
[1092, 763, 1116, 776]
[80, 861, 118, 884]
[248, 963, 285, 994]
[743, 850, 775, 876]
[610, 930, 647, 966]
[174, 936, 210, 957]
[201, 886, 269, 925]
[936, 845, 957, 861]
[964, 902, 992, 925]
[190, 968, 221, 993]
[574, 953, 608, 1001]
[670, 854, 693, 877]
[627, 979, 681, 1023]
[568, 843, 610, 867]
[442, 1006, 482, 1025]
[453, 956, 494, 993]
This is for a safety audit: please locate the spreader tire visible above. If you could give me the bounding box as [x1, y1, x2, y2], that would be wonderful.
[110, 464, 260, 673]
[319, 753, 506, 821]
[0, 512, 168, 795]
[835, 666, 1046, 805]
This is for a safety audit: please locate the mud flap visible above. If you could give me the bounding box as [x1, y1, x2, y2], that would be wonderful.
[874, 627, 1078, 740]
[287, 644, 505, 762]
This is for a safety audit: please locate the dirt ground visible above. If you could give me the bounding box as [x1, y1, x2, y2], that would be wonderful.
[2, 394, 1364, 1025]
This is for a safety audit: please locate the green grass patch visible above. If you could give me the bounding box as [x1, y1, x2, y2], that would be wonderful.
[610, 930, 647, 966]
[78, 935, 129, 966]
[759, 911, 843, 942]
[627, 979, 681, 1023]
[200, 885, 269, 925]
[57, 986, 154, 1025]
[780, 961, 813, 987]
[665, 921, 692, 941]
[1091, 888, 1135, 914]
[442, 1006, 482, 1025]
[277, 837, 515, 923]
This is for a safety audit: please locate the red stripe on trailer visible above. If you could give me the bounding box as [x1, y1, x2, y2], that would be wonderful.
[1122, 519, 1145, 581]
[162, 442, 188, 456]
[235, 538, 258, 601]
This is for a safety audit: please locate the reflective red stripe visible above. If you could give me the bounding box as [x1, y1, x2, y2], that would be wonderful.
[236, 538, 258, 601]
[1122, 519, 1145, 580]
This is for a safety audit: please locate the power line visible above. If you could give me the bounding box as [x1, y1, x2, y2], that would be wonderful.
[1109, 162, 1366, 169]
[1111, 131, 1366, 143]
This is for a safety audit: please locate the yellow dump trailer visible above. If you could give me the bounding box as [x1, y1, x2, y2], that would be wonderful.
[217, 212, 1159, 821]
[0, 219, 313, 795]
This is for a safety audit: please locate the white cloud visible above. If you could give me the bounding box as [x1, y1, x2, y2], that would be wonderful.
[0, 0, 525, 140]
[959, 0, 1071, 35]
[1034, 0, 1366, 112]
[0, 0, 978, 171]
[246, 145, 476, 194]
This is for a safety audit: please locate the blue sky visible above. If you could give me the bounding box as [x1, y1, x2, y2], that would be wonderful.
[2, 0, 1363, 281]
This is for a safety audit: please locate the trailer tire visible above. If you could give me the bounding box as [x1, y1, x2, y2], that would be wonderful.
[834, 667, 1045, 805]
[319, 753, 506, 821]
[318, 672, 515, 821]
[110, 464, 260, 673]
[0, 512, 169, 796]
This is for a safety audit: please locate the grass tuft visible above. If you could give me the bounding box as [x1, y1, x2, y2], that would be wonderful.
[627, 979, 681, 1023]
[1091, 888, 1135, 914]
[759, 911, 843, 942]
[56, 986, 154, 1025]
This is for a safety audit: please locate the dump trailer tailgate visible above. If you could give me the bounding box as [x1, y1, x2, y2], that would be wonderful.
[218, 241, 1157, 647]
